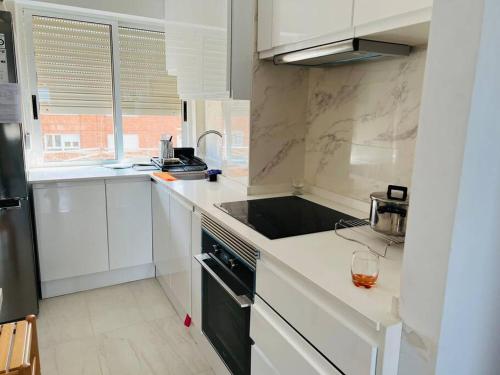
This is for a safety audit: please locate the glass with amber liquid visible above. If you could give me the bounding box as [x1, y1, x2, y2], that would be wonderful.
[351, 250, 380, 289]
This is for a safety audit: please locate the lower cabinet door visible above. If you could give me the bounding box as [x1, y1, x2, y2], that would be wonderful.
[250, 295, 342, 375]
[169, 192, 193, 315]
[106, 178, 152, 270]
[34, 180, 109, 282]
[251, 345, 279, 375]
[191, 209, 203, 329]
[152, 181, 171, 291]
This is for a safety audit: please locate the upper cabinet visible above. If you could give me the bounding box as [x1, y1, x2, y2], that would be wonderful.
[258, 0, 354, 51]
[353, 0, 433, 45]
[258, 0, 433, 58]
[353, 0, 433, 26]
[164, 0, 255, 100]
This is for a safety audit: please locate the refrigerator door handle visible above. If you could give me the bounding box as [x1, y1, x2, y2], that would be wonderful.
[0, 199, 22, 210]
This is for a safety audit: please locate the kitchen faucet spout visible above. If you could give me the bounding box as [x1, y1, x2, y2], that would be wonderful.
[197, 130, 223, 148]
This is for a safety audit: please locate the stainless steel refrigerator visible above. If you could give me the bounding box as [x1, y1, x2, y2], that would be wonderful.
[0, 11, 39, 322]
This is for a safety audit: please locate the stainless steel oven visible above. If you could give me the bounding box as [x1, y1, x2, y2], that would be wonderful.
[195, 216, 258, 375]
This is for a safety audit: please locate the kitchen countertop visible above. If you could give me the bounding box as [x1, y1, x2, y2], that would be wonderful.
[28, 165, 154, 184]
[152, 174, 403, 329]
[28, 165, 402, 329]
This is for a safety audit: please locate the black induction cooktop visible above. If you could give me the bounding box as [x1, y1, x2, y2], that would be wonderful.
[216, 196, 358, 240]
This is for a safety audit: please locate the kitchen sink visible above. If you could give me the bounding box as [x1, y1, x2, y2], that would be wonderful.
[169, 171, 207, 180]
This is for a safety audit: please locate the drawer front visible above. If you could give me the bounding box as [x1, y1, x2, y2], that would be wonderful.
[251, 296, 341, 375]
[256, 257, 377, 375]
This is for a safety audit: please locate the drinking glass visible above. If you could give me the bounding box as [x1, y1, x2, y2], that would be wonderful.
[351, 250, 380, 289]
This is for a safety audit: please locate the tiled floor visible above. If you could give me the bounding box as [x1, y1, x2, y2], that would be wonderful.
[37, 279, 214, 375]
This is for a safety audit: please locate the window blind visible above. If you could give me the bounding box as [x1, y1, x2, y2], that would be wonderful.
[32, 16, 114, 115]
[119, 27, 181, 116]
[32, 16, 181, 116]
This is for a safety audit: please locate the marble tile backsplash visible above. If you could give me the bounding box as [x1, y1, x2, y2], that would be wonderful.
[248, 58, 309, 190]
[304, 47, 427, 202]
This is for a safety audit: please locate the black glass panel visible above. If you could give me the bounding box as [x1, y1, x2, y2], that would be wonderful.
[202, 264, 251, 375]
[219, 196, 359, 240]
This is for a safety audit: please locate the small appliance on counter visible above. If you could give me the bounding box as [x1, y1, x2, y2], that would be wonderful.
[151, 147, 208, 173]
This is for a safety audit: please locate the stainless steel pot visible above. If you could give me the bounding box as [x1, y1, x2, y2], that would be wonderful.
[369, 185, 409, 237]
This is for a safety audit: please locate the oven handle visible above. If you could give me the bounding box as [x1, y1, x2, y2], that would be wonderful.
[194, 253, 252, 308]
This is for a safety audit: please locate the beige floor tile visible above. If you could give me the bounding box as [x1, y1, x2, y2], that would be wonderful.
[39, 345, 59, 375]
[37, 292, 94, 348]
[153, 316, 211, 374]
[85, 283, 144, 335]
[37, 280, 213, 375]
[50, 337, 104, 375]
[97, 321, 197, 375]
[127, 278, 178, 321]
[196, 370, 216, 375]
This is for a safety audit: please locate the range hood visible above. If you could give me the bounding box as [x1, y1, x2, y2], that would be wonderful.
[273, 38, 411, 66]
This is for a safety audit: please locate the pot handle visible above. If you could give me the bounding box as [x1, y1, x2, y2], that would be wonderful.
[387, 185, 408, 201]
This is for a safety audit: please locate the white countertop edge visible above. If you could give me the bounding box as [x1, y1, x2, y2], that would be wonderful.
[28, 166, 156, 184]
[151, 175, 403, 330]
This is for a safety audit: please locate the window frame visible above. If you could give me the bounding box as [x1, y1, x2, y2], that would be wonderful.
[19, 4, 171, 167]
[44, 134, 81, 151]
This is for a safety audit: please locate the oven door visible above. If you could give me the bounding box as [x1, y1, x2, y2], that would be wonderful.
[195, 253, 252, 375]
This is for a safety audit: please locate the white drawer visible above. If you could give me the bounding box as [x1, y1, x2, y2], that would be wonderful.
[256, 256, 377, 375]
[251, 295, 341, 375]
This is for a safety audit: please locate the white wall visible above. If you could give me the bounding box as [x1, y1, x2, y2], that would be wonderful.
[399, 0, 500, 373]
[433, 0, 500, 373]
[32, 0, 164, 19]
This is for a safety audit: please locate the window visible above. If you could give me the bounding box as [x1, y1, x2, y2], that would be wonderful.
[231, 131, 245, 148]
[199, 100, 250, 180]
[29, 13, 181, 165]
[32, 16, 115, 163]
[44, 134, 81, 151]
[119, 28, 182, 161]
[107, 134, 139, 151]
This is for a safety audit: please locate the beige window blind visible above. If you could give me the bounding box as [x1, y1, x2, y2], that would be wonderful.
[32, 16, 181, 116]
[119, 27, 181, 116]
[32, 16, 114, 115]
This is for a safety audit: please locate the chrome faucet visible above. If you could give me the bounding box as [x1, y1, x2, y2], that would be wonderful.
[196, 130, 223, 148]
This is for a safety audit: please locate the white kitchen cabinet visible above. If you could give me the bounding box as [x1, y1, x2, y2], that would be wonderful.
[106, 177, 152, 271]
[353, 0, 432, 45]
[152, 180, 193, 317]
[255, 254, 404, 375]
[251, 345, 280, 375]
[353, 0, 433, 27]
[164, 0, 255, 99]
[33, 180, 109, 282]
[152, 180, 171, 294]
[169, 192, 193, 316]
[251, 295, 342, 375]
[271, 0, 353, 49]
[191, 209, 203, 329]
[258, 0, 433, 59]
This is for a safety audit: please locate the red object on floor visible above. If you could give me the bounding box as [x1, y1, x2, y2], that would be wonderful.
[184, 314, 192, 327]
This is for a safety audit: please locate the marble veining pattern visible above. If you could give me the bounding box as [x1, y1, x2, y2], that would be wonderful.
[305, 48, 427, 202]
[249, 58, 309, 187]
[37, 279, 214, 375]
